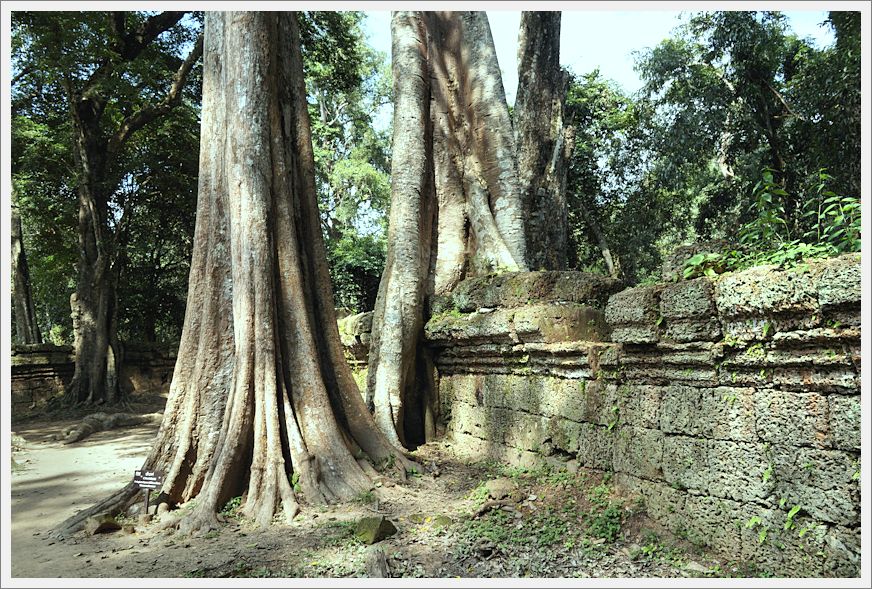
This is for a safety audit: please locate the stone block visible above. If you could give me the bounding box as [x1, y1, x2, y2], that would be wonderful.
[771, 447, 859, 526]
[539, 377, 593, 423]
[614, 384, 661, 429]
[738, 504, 829, 576]
[660, 435, 708, 493]
[613, 427, 664, 481]
[595, 344, 621, 368]
[715, 264, 820, 320]
[816, 254, 860, 309]
[721, 365, 857, 393]
[451, 271, 623, 312]
[622, 364, 718, 387]
[609, 325, 659, 344]
[449, 402, 489, 440]
[755, 389, 828, 446]
[663, 318, 722, 343]
[613, 474, 686, 530]
[548, 417, 585, 454]
[660, 277, 716, 319]
[574, 424, 614, 471]
[604, 285, 661, 344]
[571, 380, 618, 426]
[663, 437, 769, 502]
[828, 395, 860, 451]
[659, 386, 755, 442]
[425, 308, 517, 345]
[824, 525, 861, 577]
[513, 303, 609, 343]
[502, 410, 550, 452]
[680, 494, 744, 555]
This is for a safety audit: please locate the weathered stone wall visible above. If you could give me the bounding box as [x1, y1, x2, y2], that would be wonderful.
[427, 255, 861, 576]
[10, 343, 178, 418]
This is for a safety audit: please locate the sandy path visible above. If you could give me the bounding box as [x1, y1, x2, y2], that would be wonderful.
[7, 421, 720, 580]
[10, 421, 159, 578]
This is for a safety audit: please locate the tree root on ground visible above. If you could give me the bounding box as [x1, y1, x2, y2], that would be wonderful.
[53, 411, 163, 444]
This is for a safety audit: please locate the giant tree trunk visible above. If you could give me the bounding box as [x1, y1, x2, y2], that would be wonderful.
[367, 11, 528, 449]
[514, 11, 570, 271]
[54, 11, 410, 538]
[11, 189, 42, 344]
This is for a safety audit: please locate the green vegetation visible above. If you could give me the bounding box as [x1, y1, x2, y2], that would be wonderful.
[10, 10, 858, 344]
[220, 496, 243, 519]
[567, 12, 860, 283]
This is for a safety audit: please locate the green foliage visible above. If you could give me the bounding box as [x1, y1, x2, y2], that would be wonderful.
[678, 167, 860, 281]
[327, 232, 386, 314]
[784, 504, 802, 530]
[220, 496, 243, 518]
[467, 483, 490, 507]
[567, 10, 859, 285]
[683, 252, 727, 279]
[585, 482, 624, 541]
[11, 11, 202, 341]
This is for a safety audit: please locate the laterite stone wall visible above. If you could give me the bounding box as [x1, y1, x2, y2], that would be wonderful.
[428, 255, 861, 576]
[10, 343, 178, 418]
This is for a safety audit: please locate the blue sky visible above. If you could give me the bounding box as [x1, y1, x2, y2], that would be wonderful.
[362, 10, 834, 104]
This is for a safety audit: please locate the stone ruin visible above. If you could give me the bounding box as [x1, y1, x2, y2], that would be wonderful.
[11, 253, 861, 575]
[344, 253, 862, 576]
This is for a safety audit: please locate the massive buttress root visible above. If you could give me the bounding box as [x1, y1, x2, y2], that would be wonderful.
[54, 11, 411, 538]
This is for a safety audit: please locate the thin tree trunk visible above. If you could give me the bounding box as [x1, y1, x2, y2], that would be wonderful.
[514, 11, 569, 271]
[578, 203, 620, 279]
[368, 11, 528, 448]
[11, 189, 42, 345]
[54, 11, 411, 539]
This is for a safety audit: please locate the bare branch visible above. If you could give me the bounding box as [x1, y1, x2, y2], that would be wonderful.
[108, 34, 203, 155]
[764, 78, 807, 121]
[118, 11, 186, 61]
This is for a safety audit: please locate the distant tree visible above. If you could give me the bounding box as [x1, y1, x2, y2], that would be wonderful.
[564, 10, 864, 282]
[634, 10, 859, 241]
[11, 188, 42, 344]
[12, 11, 203, 404]
[302, 12, 393, 313]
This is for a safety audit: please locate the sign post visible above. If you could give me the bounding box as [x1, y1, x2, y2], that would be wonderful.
[132, 469, 164, 515]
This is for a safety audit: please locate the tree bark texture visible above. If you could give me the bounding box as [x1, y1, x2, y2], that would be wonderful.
[367, 11, 528, 449]
[11, 189, 42, 344]
[514, 11, 570, 271]
[54, 11, 410, 538]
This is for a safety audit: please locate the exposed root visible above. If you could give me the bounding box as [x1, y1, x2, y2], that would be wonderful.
[55, 411, 163, 444]
[51, 483, 139, 539]
[178, 504, 221, 536]
[473, 499, 517, 519]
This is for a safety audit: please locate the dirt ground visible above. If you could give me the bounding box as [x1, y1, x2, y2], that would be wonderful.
[9, 407, 744, 580]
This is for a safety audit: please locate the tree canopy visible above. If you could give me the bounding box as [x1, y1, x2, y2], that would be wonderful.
[11, 9, 861, 342]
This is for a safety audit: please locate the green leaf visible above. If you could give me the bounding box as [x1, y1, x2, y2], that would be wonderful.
[686, 253, 706, 266]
